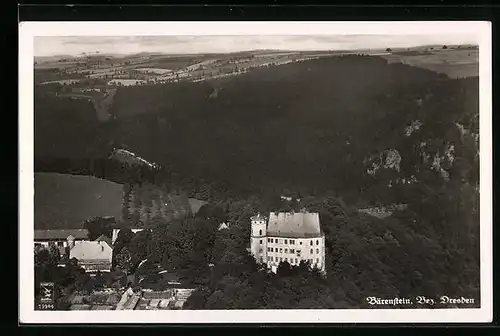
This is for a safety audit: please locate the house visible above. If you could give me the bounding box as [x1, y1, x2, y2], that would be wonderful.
[34, 229, 89, 255]
[250, 210, 326, 274]
[218, 222, 229, 231]
[131, 288, 196, 310]
[69, 235, 113, 273]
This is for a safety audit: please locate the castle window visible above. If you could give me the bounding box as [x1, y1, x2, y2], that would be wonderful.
[284, 239, 288, 244]
[279, 248, 283, 253]
[316, 249, 319, 254]
[290, 240, 294, 245]
[310, 241, 313, 246]
[270, 257, 273, 262]
[271, 238, 274, 243]
[270, 248, 273, 252]
[310, 249, 313, 254]
[316, 240, 319, 245]
[316, 258, 319, 264]
[295, 258, 298, 264]
[267, 238, 270, 243]
[260, 239, 263, 244]
[284, 249, 288, 253]
[290, 249, 294, 254]
[300, 241, 302, 245]
[267, 247, 270, 252]
[259, 229, 262, 235]
[280, 257, 283, 262]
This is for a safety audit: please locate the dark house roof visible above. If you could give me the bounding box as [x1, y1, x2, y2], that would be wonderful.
[267, 212, 323, 238]
[187, 198, 208, 215]
[34, 229, 89, 241]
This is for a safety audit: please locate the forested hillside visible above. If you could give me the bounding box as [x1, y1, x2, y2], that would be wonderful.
[35, 55, 478, 206]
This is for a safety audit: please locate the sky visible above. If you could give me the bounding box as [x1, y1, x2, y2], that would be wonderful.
[34, 35, 478, 57]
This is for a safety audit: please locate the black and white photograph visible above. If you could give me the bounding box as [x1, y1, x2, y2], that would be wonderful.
[19, 21, 492, 324]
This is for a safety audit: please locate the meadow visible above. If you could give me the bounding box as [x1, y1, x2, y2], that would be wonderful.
[34, 172, 124, 230]
[381, 49, 479, 78]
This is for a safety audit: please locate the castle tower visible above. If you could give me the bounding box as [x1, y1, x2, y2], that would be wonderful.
[250, 213, 267, 263]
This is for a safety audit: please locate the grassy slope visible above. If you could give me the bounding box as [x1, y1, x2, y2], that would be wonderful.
[34, 172, 124, 230]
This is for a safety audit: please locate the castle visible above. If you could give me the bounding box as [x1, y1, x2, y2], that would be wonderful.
[250, 210, 326, 273]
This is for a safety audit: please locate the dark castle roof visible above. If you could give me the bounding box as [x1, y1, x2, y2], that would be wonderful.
[266, 212, 323, 238]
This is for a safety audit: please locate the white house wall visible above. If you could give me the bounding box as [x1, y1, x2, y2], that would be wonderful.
[250, 219, 326, 273]
[265, 236, 326, 272]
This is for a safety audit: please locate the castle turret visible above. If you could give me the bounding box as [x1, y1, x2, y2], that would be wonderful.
[250, 213, 267, 263]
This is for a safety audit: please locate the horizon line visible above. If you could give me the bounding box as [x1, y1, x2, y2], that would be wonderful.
[34, 43, 479, 58]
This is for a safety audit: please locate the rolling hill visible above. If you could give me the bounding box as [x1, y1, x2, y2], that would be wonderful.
[34, 172, 199, 230]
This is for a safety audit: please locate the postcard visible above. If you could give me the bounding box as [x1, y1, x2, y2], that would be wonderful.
[19, 21, 492, 324]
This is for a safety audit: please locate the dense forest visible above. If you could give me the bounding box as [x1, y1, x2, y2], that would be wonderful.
[35, 55, 478, 205]
[34, 54, 480, 309]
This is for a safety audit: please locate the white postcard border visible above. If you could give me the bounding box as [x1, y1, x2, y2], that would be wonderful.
[19, 21, 492, 324]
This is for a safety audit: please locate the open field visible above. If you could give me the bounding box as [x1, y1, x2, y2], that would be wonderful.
[34, 62, 80, 70]
[35, 172, 124, 230]
[135, 68, 173, 74]
[381, 48, 479, 78]
[108, 79, 147, 86]
[40, 79, 82, 85]
[34, 46, 479, 92]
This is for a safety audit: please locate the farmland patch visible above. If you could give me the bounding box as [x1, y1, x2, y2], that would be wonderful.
[34, 172, 124, 230]
[381, 49, 479, 78]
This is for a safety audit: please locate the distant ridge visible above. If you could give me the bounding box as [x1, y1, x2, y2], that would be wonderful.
[35, 43, 479, 59]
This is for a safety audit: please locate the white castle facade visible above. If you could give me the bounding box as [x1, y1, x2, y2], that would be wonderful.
[250, 210, 326, 274]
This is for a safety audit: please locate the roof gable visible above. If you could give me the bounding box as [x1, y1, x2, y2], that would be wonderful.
[95, 234, 113, 248]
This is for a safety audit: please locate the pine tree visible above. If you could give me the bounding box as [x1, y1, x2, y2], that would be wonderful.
[115, 246, 133, 275]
